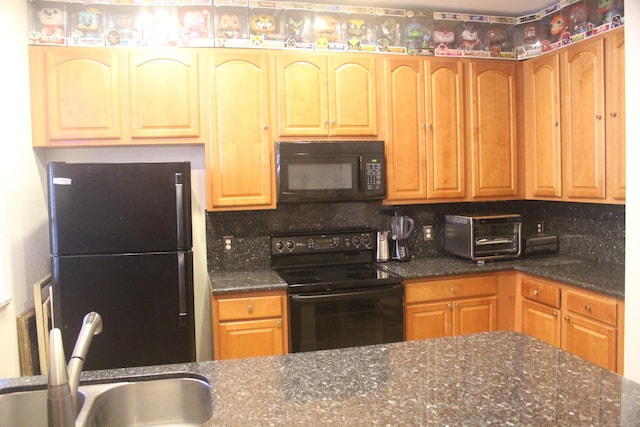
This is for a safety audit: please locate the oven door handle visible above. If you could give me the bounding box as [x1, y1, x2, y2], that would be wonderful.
[289, 284, 401, 303]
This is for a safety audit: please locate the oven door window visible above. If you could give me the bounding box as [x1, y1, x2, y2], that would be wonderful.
[289, 285, 403, 353]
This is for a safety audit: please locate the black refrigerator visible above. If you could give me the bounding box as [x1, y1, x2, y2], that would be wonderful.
[48, 162, 196, 370]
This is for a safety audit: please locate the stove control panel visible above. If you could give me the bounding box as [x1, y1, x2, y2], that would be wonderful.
[271, 229, 374, 255]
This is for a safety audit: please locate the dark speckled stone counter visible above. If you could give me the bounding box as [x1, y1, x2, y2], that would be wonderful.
[210, 255, 624, 299]
[2, 332, 639, 426]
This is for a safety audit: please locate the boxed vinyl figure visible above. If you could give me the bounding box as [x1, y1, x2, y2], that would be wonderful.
[215, 0, 250, 47]
[143, 6, 179, 47]
[404, 11, 433, 55]
[283, 3, 314, 50]
[67, 3, 106, 47]
[28, 1, 66, 45]
[249, 0, 284, 48]
[179, 6, 214, 47]
[376, 8, 405, 54]
[431, 16, 459, 56]
[105, 5, 142, 47]
[344, 6, 376, 52]
[313, 5, 345, 51]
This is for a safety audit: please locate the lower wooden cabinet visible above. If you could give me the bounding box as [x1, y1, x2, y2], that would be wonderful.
[211, 290, 288, 360]
[517, 273, 624, 374]
[405, 274, 497, 340]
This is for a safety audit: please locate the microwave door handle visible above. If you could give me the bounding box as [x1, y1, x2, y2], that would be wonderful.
[358, 156, 364, 191]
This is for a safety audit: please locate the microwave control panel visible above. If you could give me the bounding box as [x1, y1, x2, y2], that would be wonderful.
[365, 160, 384, 192]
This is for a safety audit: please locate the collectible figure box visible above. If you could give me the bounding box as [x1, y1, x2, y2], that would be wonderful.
[249, 0, 284, 48]
[179, 6, 214, 47]
[143, 6, 179, 47]
[344, 6, 376, 52]
[28, 1, 66, 45]
[67, 3, 106, 47]
[283, 2, 314, 50]
[215, 0, 250, 47]
[313, 4, 345, 51]
[106, 5, 142, 47]
[405, 11, 433, 55]
[376, 8, 406, 54]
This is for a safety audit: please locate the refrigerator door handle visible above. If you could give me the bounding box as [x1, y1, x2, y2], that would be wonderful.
[175, 173, 184, 248]
[177, 252, 188, 326]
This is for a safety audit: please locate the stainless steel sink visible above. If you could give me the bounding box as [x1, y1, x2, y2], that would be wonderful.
[0, 376, 212, 427]
[0, 387, 86, 427]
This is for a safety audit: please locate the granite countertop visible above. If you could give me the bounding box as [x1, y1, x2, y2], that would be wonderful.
[2, 332, 639, 426]
[209, 255, 625, 299]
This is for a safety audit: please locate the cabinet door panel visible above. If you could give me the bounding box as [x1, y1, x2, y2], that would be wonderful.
[524, 53, 562, 198]
[38, 48, 123, 141]
[405, 301, 451, 340]
[468, 61, 518, 197]
[455, 297, 496, 336]
[385, 57, 427, 201]
[329, 56, 377, 136]
[207, 52, 274, 209]
[129, 50, 201, 138]
[606, 30, 625, 201]
[277, 54, 328, 136]
[426, 59, 465, 199]
[521, 299, 561, 347]
[561, 38, 605, 199]
[563, 315, 616, 371]
[217, 319, 285, 360]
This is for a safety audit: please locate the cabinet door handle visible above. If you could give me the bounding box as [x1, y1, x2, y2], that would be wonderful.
[263, 125, 269, 131]
[595, 114, 603, 120]
[447, 303, 453, 309]
[323, 119, 329, 127]
[552, 311, 558, 317]
[247, 304, 254, 314]
[564, 315, 570, 321]
[276, 320, 282, 328]
[553, 121, 559, 126]
[584, 304, 591, 312]
[610, 112, 617, 118]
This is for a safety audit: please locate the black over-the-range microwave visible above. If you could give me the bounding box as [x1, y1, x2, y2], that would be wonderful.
[276, 141, 386, 203]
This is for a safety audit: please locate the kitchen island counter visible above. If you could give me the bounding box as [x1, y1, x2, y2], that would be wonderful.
[210, 255, 624, 299]
[2, 332, 639, 426]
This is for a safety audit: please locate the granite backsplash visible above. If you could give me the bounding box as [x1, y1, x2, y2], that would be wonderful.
[205, 200, 625, 272]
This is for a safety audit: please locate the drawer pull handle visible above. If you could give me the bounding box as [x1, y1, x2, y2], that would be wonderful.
[584, 304, 591, 312]
[450, 287, 457, 294]
[532, 289, 539, 296]
[247, 304, 254, 314]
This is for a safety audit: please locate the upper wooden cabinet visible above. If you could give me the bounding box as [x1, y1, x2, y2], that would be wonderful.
[383, 56, 465, 203]
[523, 28, 624, 204]
[29, 46, 206, 146]
[467, 60, 519, 198]
[523, 52, 562, 198]
[276, 52, 378, 137]
[204, 51, 276, 211]
[561, 37, 606, 199]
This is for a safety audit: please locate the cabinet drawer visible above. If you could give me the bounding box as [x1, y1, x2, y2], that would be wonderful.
[405, 275, 497, 303]
[521, 277, 561, 308]
[565, 289, 617, 326]
[216, 294, 283, 321]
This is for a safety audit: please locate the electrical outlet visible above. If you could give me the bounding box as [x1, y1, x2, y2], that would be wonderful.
[423, 225, 433, 241]
[223, 236, 233, 253]
[536, 221, 544, 234]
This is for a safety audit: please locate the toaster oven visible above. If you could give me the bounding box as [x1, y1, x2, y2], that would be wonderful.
[444, 214, 522, 261]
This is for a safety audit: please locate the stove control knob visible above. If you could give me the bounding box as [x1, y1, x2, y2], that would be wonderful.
[286, 240, 295, 250]
[352, 236, 361, 246]
[275, 241, 285, 251]
[362, 236, 370, 246]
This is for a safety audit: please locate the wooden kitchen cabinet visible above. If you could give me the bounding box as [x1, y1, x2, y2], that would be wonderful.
[605, 29, 625, 201]
[276, 52, 378, 137]
[523, 52, 563, 199]
[383, 57, 465, 203]
[467, 60, 519, 199]
[212, 290, 288, 360]
[517, 273, 624, 373]
[204, 50, 276, 211]
[405, 274, 497, 340]
[29, 46, 205, 146]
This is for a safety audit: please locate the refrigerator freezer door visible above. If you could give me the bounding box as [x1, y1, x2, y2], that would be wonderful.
[51, 251, 195, 370]
[48, 162, 192, 256]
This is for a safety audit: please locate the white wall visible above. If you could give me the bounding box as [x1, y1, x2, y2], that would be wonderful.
[0, 0, 50, 378]
[624, 3, 640, 383]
